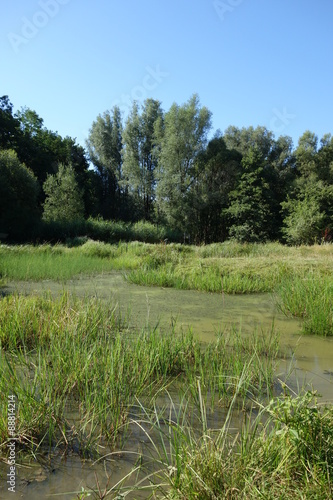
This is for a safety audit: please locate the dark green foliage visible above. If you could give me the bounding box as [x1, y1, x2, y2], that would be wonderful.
[0, 149, 39, 240]
[30, 218, 181, 244]
[191, 135, 242, 242]
[225, 147, 271, 242]
[1, 95, 333, 244]
[122, 99, 163, 219]
[0, 96, 22, 152]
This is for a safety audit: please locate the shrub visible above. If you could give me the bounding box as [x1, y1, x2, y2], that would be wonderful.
[282, 197, 325, 245]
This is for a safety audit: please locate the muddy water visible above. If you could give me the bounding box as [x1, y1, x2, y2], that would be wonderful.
[1, 272, 333, 499]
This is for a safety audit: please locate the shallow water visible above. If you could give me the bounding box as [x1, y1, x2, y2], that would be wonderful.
[4, 272, 333, 399]
[1, 272, 332, 498]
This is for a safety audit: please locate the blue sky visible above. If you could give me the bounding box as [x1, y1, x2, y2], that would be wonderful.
[1, 0, 332, 149]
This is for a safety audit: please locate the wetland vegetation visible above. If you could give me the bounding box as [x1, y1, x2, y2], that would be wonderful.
[1, 240, 332, 336]
[0, 241, 332, 498]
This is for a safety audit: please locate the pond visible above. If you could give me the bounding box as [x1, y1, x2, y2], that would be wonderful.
[5, 272, 333, 399]
[1, 272, 332, 499]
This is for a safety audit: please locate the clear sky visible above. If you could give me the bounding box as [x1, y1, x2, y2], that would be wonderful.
[1, 0, 332, 149]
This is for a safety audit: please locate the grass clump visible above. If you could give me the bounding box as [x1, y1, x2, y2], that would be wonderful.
[276, 274, 333, 336]
[127, 388, 333, 499]
[0, 292, 197, 454]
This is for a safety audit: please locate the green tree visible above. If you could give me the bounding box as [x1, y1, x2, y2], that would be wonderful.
[42, 164, 84, 222]
[224, 125, 296, 239]
[194, 135, 242, 242]
[15, 106, 91, 209]
[225, 147, 271, 242]
[224, 125, 275, 159]
[316, 134, 333, 184]
[0, 149, 39, 239]
[86, 106, 124, 219]
[0, 96, 22, 151]
[122, 99, 163, 219]
[295, 130, 318, 178]
[284, 131, 333, 244]
[155, 94, 212, 235]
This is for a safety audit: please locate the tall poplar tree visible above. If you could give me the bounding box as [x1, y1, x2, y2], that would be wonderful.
[155, 94, 212, 235]
[122, 99, 163, 219]
[86, 106, 123, 218]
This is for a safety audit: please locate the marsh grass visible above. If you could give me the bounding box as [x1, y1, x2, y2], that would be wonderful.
[0, 293, 280, 464]
[122, 386, 333, 499]
[276, 274, 333, 336]
[0, 242, 144, 281]
[126, 242, 333, 296]
[1, 241, 332, 336]
[1, 241, 332, 496]
[127, 259, 290, 293]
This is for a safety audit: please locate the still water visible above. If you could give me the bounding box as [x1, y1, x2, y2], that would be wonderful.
[1, 272, 332, 499]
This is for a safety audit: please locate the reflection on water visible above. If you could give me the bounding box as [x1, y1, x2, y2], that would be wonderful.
[1, 272, 332, 499]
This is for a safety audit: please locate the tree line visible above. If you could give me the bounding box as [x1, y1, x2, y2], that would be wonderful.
[1, 94, 332, 244]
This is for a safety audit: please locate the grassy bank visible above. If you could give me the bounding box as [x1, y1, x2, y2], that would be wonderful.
[0, 241, 144, 281]
[276, 274, 333, 336]
[1, 240, 332, 286]
[127, 241, 333, 294]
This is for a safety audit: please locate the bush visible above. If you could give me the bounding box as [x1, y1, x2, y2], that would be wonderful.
[30, 217, 181, 245]
[282, 197, 325, 245]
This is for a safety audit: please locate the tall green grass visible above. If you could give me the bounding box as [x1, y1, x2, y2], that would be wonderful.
[123, 387, 333, 499]
[276, 274, 333, 336]
[0, 242, 142, 281]
[0, 293, 280, 460]
[127, 259, 290, 293]
[126, 242, 333, 295]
